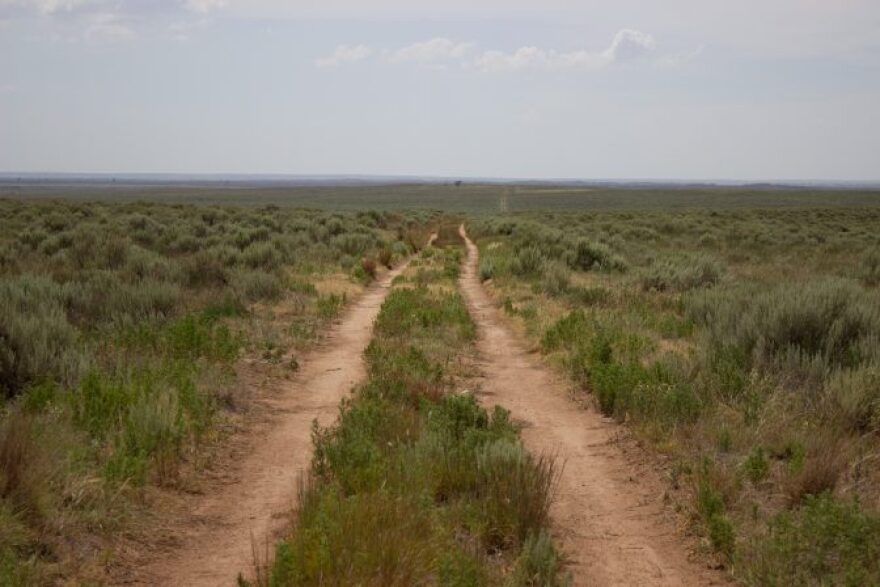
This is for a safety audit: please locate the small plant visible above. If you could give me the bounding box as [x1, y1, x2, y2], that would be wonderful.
[378, 247, 393, 269]
[361, 257, 378, 280]
[479, 258, 495, 281]
[743, 446, 769, 483]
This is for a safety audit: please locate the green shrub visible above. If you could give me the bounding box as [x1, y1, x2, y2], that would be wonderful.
[510, 530, 568, 587]
[317, 293, 345, 320]
[475, 439, 557, 549]
[541, 262, 570, 297]
[478, 257, 495, 282]
[743, 447, 769, 483]
[687, 279, 880, 386]
[0, 275, 88, 397]
[241, 242, 281, 271]
[510, 246, 545, 277]
[742, 494, 880, 586]
[696, 473, 735, 558]
[569, 239, 626, 272]
[825, 366, 880, 433]
[640, 255, 724, 292]
[232, 269, 283, 302]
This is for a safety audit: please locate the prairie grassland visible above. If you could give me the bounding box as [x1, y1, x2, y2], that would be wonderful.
[259, 243, 566, 586]
[472, 207, 880, 585]
[0, 199, 431, 584]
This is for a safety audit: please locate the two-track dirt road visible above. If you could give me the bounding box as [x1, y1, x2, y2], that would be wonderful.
[458, 224, 726, 586]
[133, 229, 725, 586]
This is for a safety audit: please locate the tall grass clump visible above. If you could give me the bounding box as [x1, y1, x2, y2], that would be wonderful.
[687, 279, 880, 388]
[641, 255, 725, 292]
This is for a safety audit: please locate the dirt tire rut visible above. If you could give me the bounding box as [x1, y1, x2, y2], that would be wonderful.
[135, 260, 413, 586]
[458, 225, 727, 587]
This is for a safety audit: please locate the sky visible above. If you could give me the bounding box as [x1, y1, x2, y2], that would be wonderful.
[1, 0, 879, 181]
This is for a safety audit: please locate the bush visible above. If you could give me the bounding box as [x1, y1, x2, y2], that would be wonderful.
[742, 494, 880, 586]
[825, 366, 880, 433]
[361, 257, 378, 280]
[241, 242, 281, 271]
[696, 473, 735, 558]
[0, 275, 88, 397]
[569, 239, 626, 272]
[232, 269, 283, 302]
[687, 279, 880, 386]
[478, 258, 495, 282]
[475, 439, 557, 549]
[510, 530, 568, 587]
[541, 262, 570, 297]
[640, 255, 724, 292]
[510, 246, 545, 277]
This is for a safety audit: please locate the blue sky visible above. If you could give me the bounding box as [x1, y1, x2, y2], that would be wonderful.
[1, 0, 879, 180]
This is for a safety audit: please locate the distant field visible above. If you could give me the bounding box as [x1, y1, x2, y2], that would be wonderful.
[3, 183, 880, 212]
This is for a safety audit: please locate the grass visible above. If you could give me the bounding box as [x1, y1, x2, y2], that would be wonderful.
[472, 206, 880, 582]
[255, 242, 566, 586]
[0, 199, 428, 582]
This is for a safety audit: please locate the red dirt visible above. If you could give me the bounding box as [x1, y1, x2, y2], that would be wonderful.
[458, 225, 728, 586]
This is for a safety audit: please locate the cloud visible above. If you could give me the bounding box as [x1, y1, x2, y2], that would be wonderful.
[314, 29, 658, 72]
[388, 37, 474, 64]
[473, 29, 655, 72]
[184, 0, 226, 14]
[83, 11, 134, 42]
[601, 28, 656, 62]
[315, 44, 373, 68]
[473, 47, 603, 72]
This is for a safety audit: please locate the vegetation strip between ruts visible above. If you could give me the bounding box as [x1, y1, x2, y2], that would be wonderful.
[254, 241, 567, 586]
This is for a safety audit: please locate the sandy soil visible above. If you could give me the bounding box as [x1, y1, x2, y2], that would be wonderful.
[130, 260, 414, 586]
[458, 225, 728, 587]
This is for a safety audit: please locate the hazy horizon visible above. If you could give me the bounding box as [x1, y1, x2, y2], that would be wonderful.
[2, 0, 879, 181]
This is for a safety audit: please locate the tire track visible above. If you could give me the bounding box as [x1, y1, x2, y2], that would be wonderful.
[458, 225, 727, 586]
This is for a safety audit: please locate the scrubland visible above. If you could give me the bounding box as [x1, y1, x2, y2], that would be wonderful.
[4, 186, 880, 586]
[472, 207, 880, 585]
[0, 199, 429, 583]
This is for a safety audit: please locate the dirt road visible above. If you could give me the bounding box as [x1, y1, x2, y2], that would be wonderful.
[458, 225, 726, 586]
[136, 259, 415, 586]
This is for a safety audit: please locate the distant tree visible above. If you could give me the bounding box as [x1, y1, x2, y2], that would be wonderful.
[455, 180, 463, 187]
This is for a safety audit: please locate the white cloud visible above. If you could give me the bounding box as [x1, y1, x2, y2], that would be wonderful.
[473, 29, 655, 72]
[473, 47, 604, 72]
[388, 37, 474, 63]
[316, 30, 656, 72]
[601, 28, 655, 62]
[315, 44, 373, 68]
